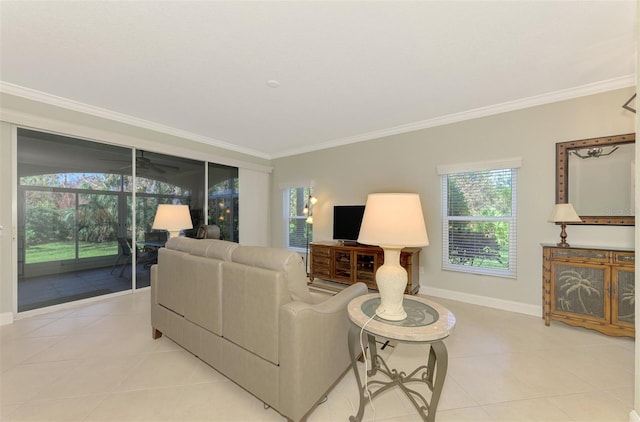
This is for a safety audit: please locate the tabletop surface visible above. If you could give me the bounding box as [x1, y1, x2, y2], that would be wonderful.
[348, 293, 456, 342]
[137, 240, 166, 248]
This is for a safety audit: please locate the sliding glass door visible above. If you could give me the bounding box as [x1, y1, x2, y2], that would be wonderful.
[133, 150, 204, 288]
[16, 128, 238, 312]
[17, 129, 133, 311]
[208, 163, 239, 242]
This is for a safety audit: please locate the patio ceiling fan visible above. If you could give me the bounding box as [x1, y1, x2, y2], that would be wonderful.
[107, 151, 180, 174]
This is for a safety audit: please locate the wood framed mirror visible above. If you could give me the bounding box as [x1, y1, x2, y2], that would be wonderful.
[556, 133, 635, 225]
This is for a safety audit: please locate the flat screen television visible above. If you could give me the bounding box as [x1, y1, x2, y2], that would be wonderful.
[333, 205, 366, 242]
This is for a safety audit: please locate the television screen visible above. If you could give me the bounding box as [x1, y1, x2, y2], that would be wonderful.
[333, 205, 366, 241]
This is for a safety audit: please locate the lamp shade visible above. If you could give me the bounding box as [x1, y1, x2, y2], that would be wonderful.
[358, 193, 429, 247]
[152, 204, 193, 238]
[547, 203, 582, 223]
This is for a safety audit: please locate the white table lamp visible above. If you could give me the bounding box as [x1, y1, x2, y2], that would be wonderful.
[548, 203, 582, 247]
[152, 204, 193, 239]
[358, 193, 429, 320]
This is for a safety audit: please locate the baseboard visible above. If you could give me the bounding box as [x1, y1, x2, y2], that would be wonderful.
[1, 311, 15, 326]
[419, 286, 541, 317]
[630, 410, 640, 422]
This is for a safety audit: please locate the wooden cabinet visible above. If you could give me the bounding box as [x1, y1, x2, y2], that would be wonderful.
[542, 245, 635, 338]
[611, 252, 635, 330]
[310, 242, 420, 294]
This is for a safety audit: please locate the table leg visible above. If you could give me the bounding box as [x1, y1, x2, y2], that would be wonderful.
[349, 334, 449, 422]
[367, 333, 378, 376]
[348, 324, 367, 422]
[425, 341, 448, 422]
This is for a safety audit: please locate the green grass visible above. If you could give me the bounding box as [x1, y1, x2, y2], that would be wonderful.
[26, 240, 118, 264]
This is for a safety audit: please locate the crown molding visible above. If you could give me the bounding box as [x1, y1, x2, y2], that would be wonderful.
[0, 81, 272, 160]
[2, 76, 635, 161]
[271, 74, 636, 158]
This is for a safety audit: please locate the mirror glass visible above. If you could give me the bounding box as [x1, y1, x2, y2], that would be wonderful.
[556, 133, 635, 225]
[568, 143, 635, 216]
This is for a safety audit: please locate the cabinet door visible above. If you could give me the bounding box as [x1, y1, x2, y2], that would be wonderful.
[550, 261, 610, 324]
[333, 250, 353, 283]
[355, 251, 377, 288]
[612, 267, 635, 328]
[311, 246, 331, 279]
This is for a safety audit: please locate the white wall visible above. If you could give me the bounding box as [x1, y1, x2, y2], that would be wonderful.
[0, 122, 14, 324]
[239, 168, 271, 246]
[632, 6, 639, 419]
[633, 96, 639, 422]
[272, 87, 636, 314]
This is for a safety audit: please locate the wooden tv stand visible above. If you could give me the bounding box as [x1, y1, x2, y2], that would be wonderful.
[309, 241, 421, 295]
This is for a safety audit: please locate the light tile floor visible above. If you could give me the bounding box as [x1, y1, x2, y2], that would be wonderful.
[0, 290, 635, 421]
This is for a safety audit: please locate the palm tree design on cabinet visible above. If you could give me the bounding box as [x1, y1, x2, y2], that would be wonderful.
[618, 283, 635, 323]
[557, 269, 602, 316]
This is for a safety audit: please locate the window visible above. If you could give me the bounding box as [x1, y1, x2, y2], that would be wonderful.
[285, 187, 313, 250]
[439, 159, 520, 278]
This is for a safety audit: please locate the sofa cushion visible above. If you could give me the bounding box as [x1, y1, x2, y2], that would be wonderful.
[165, 237, 238, 260]
[204, 239, 239, 260]
[156, 247, 188, 316]
[221, 261, 291, 365]
[231, 246, 312, 303]
[165, 236, 193, 252]
[183, 253, 224, 335]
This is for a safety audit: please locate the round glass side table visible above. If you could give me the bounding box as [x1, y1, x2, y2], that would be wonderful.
[347, 293, 456, 422]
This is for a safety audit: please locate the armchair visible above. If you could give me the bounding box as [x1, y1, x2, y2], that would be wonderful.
[196, 224, 221, 239]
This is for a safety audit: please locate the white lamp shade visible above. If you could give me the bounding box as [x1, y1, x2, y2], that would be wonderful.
[548, 203, 582, 223]
[152, 204, 193, 233]
[358, 193, 429, 247]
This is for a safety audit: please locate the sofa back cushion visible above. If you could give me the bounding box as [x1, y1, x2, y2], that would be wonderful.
[221, 261, 291, 365]
[231, 246, 312, 303]
[156, 247, 189, 316]
[182, 254, 224, 335]
[165, 237, 238, 260]
[158, 240, 310, 364]
[160, 237, 238, 334]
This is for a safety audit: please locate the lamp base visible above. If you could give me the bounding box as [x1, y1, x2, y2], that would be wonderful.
[557, 223, 570, 248]
[375, 247, 408, 321]
[376, 305, 407, 321]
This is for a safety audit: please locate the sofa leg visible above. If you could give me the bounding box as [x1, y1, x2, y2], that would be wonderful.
[152, 328, 163, 339]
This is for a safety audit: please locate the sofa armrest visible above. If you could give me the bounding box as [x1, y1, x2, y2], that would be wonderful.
[278, 282, 367, 421]
[309, 290, 333, 305]
[150, 264, 158, 298]
[150, 264, 162, 338]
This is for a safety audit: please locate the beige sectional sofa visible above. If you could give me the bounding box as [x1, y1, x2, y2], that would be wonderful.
[150, 237, 367, 421]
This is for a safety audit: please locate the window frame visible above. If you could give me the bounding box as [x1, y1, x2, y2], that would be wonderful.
[438, 158, 521, 278]
[284, 186, 313, 252]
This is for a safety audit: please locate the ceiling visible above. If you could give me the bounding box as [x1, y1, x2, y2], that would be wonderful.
[0, 1, 637, 159]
